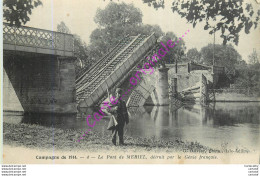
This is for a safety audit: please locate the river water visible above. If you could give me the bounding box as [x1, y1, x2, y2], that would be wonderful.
[3, 102, 260, 151]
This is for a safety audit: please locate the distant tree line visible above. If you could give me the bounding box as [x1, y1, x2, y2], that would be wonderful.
[185, 47, 260, 95]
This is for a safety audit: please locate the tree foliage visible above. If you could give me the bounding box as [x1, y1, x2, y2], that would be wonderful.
[89, 1, 186, 65]
[57, 21, 71, 34]
[94, 2, 143, 28]
[89, 23, 164, 59]
[89, 2, 144, 58]
[200, 44, 242, 69]
[142, 0, 260, 45]
[234, 62, 260, 95]
[186, 48, 201, 63]
[3, 0, 42, 26]
[142, 0, 165, 8]
[248, 49, 259, 64]
[88, 2, 185, 60]
[160, 32, 186, 64]
[56, 22, 90, 73]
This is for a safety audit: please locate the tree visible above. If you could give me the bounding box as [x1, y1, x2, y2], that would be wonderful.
[160, 32, 186, 64]
[186, 48, 201, 63]
[56, 22, 90, 74]
[3, 0, 42, 26]
[142, 0, 260, 45]
[142, 0, 165, 8]
[248, 49, 259, 64]
[200, 44, 242, 69]
[89, 23, 165, 59]
[234, 61, 260, 95]
[90, 2, 186, 66]
[88, 2, 166, 59]
[57, 21, 71, 34]
[89, 2, 186, 62]
[94, 2, 143, 28]
[73, 34, 90, 70]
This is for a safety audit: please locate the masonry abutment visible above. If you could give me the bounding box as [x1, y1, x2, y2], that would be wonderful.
[157, 66, 170, 105]
[3, 52, 77, 114]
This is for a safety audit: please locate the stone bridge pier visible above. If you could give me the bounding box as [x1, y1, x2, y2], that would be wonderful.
[3, 23, 77, 114]
[3, 52, 77, 114]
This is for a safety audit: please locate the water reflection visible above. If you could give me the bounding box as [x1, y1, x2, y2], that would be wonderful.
[126, 102, 260, 150]
[3, 102, 260, 150]
[21, 113, 77, 129]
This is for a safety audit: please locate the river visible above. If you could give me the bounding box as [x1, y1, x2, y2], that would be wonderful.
[3, 102, 260, 151]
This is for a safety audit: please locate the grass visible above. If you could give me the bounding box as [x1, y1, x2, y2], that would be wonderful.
[3, 122, 215, 153]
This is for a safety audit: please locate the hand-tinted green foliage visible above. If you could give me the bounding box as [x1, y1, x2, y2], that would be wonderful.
[3, 0, 42, 26]
[142, 0, 260, 45]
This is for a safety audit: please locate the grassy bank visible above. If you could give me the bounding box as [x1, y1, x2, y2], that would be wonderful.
[3, 122, 213, 153]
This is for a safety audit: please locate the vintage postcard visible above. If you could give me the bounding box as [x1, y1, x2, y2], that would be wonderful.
[1, 0, 260, 164]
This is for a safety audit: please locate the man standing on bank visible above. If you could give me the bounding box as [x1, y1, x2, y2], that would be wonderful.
[108, 88, 129, 146]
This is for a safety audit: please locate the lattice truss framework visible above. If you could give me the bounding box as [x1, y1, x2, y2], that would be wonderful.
[126, 43, 162, 107]
[3, 23, 73, 52]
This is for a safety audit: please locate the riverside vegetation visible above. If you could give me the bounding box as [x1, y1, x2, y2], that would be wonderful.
[4, 122, 213, 153]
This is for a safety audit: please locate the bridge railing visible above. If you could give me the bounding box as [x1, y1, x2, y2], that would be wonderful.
[3, 23, 74, 56]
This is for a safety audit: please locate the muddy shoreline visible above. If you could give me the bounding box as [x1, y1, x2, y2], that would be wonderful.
[4, 122, 214, 153]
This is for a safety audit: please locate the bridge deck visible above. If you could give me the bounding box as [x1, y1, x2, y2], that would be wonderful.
[3, 23, 74, 57]
[76, 33, 157, 107]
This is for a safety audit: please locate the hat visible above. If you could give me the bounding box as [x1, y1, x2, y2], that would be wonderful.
[115, 88, 123, 94]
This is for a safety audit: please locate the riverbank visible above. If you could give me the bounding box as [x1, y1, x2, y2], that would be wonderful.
[3, 122, 212, 153]
[214, 92, 260, 102]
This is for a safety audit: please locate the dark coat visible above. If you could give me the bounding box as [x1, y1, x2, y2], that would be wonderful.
[108, 99, 129, 126]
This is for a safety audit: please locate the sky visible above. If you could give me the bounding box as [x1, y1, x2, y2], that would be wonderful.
[24, 0, 260, 62]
